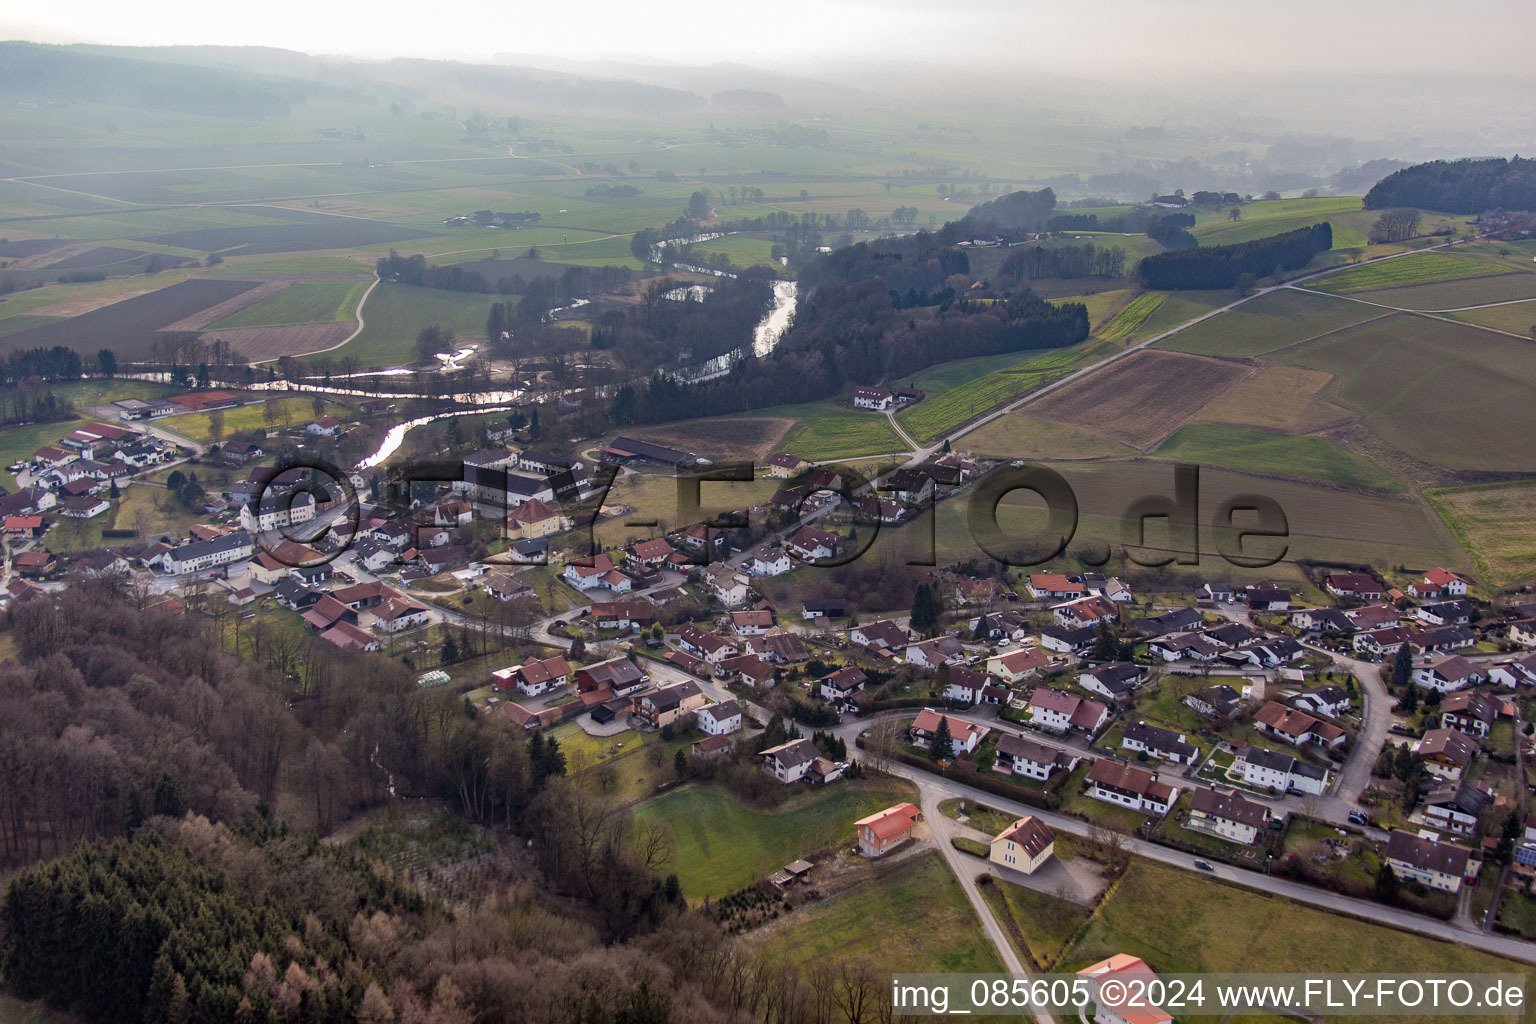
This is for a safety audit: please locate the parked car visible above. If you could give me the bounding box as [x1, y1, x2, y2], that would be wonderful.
[1348, 809, 1370, 826]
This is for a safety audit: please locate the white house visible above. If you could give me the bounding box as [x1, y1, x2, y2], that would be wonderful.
[1187, 787, 1267, 845]
[163, 531, 254, 575]
[761, 738, 819, 783]
[1385, 831, 1472, 893]
[239, 491, 316, 534]
[851, 386, 894, 410]
[1232, 747, 1329, 795]
[993, 733, 1077, 781]
[697, 700, 743, 737]
[751, 546, 792, 577]
[1084, 760, 1173, 816]
[1411, 655, 1485, 693]
[909, 708, 987, 755]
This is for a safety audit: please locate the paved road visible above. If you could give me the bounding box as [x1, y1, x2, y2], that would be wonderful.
[868, 749, 1536, 966]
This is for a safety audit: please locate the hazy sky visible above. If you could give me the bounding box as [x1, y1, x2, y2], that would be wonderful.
[4, 0, 1534, 71]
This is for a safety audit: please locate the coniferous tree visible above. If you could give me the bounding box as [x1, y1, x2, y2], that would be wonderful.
[930, 715, 954, 761]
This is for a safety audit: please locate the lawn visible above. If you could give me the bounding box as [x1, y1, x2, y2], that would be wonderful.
[1350, 273, 1536, 311]
[1059, 858, 1529, 1023]
[632, 778, 917, 899]
[1157, 286, 1384, 358]
[982, 876, 1093, 970]
[592, 471, 779, 549]
[208, 280, 369, 329]
[157, 396, 342, 443]
[323, 282, 498, 367]
[1191, 196, 1371, 250]
[747, 850, 1004, 973]
[686, 235, 788, 274]
[896, 345, 1095, 444]
[1426, 479, 1536, 587]
[1150, 424, 1407, 492]
[745, 399, 905, 461]
[45, 482, 206, 553]
[0, 417, 93, 488]
[1307, 251, 1522, 295]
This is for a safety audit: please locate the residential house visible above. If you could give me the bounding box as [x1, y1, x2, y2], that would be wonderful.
[373, 595, 431, 633]
[1147, 633, 1220, 663]
[761, 738, 820, 783]
[697, 700, 742, 736]
[1203, 622, 1256, 649]
[1439, 691, 1499, 738]
[1346, 604, 1401, 631]
[883, 469, 934, 506]
[4, 515, 44, 539]
[849, 618, 909, 651]
[506, 498, 571, 539]
[320, 622, 381, 652]
[718, 653, 776, 689]
[909, 708, 988, 755]
[993, 733, 1078, 781]
[1077, 955, 1173, 1024]
[986, 646, 1048, 684]
[483, 572, 536, 604]
[1187, 787, 1268, 845]
[1232, 747, 1329, 795]
[1416, 728, 1478, 781]
[1245, 585, 1292, 611]
[907, 634, 965, 668]
[306, 416, 341, 437]
[1423, 780, 1492, 836]
[751, 545, 792, 577]
[1253, 702, 1346, 749]
[855, 803, 921, 857]
[787, 526, 840, 562]
[677, 624, 739, 663]
[500, 655, 571, 697]
[575, 659, 647, 698]
[273, 579, 321, 611]
[763, 452, 811, 479]
[1039, 624, 1099, 655]
[942, 666, 1008, 706]
[636, 680, 707, 729]
[1293, 607, 1356, 634]
[563, 553, 631, 593]
[1052, 595, 1118, 629]
[1408, 568, 1470, 600]
[819, 666, 868, 703]
[704, 563, 751, 607]
[239, 491, 316, 534]
[1078, 662, 1147, 702]
[1027, 573, 1087, 600]
[1179, 684, 1241, 724]
[989, 815, 1055, 874]
[1132, 607, 1205, 638]
[1489, 653, 1536, 689]
[747, 631, 810, 665]
[622, 537, 676, 570]
[59, 495, 110, 519]
[1120, 721, 1198, 765]
[851, 386, 894, 410]
[1385, 831, 1472, 893]
[594, 600, 655, 632]
[1353, 626, 1416, 658]
[1507, 620, 1536, 649]
[1411, 654, 1485, 693]
[1292, 685, 1351, 719]
[1029, 687, 1109, 734]
[1084, 760, 1174, 815]
[1325, 573, 1383, 601]
[1414, 600, 1476, 626]
[1197, 582, 1235, 604]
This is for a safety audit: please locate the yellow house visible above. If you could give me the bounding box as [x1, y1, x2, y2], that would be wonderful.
[507, 498, 571, 540]
[988, 815, 1054, 874]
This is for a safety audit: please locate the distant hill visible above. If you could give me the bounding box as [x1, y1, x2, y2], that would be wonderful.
[1364, 156, 1536, 213]
[710, 89, 786, 112]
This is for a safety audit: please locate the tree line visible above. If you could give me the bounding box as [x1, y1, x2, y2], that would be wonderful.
[1136, 222, 1333, 290]
[995, 241, 1127, 281]
[1364, 156, 1536, 213]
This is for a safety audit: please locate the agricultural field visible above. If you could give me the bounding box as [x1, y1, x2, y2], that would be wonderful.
[1191, 196, 1373, 250]
[324, 282, 498, 367]
[1272, 314, 1536, 472]
[1308, 250, 1523, 295]
[1027, 350, 1256, 450]
[1120, 289, 1234, 343]
[1094, 291, 1164, 342]
[135, 204, 435, 256]
[1057, 859, 1529, 1024]
[744, 399, 905, 462]
[208, 280, 370, 329]
[1426, 480, 1536, 587]
[1152, 424, 1406, 492]
[1447, 297, 1536, 336]
[1052, 287, 1135, 332]
[959, 413, 1135, 461]
[0, 417, 93, 490]
[1158, 287, 1385, 357]
[1192, 365, 1351, 434]
[862, 456, 1459, 579]
[1348, 273, 1536, 311]
[685, 235, 787, 273]
[982, 878, 1092, 970]
[895, 345, 1096, 444]
[625, 415, 793, 464]
[0, 278, 262, 359]
[630, 778, 917, 899]
[746, 850, 1004, 974]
